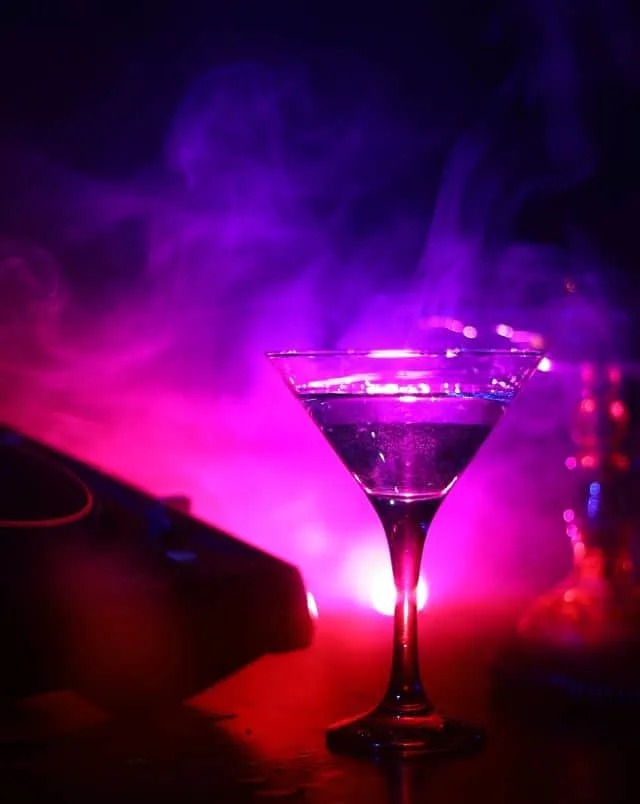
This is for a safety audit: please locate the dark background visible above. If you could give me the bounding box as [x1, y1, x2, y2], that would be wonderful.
[0, 1, 513, 174]
[0, 0, 639, 338]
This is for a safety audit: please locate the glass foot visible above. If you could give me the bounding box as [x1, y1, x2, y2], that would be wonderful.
[326, 706, 484, 757]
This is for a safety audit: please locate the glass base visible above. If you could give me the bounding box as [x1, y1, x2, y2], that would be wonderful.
[326, 706, 484, 758]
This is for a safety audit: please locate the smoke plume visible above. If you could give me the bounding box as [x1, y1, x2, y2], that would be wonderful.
[0, 1, 638, 606]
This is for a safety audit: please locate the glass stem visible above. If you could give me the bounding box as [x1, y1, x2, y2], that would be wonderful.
[370, 496, 441, 713]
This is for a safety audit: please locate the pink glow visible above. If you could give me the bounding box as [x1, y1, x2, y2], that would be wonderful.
[0, 346, 566, 610]
[0, 62, 577, 613]
[366, 349, 422, 358]
[567, 524, 579, 542]
[496, 323, 514, 338]
[609, 399, 626, 420]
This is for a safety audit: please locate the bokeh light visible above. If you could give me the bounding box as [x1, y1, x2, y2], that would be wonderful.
[306, 591, 319, 619]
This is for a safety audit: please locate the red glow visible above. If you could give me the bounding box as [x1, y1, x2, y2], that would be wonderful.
[580, 454, 597, 469]
[580, 398, 596, 414]
[612, 453, 631, 470]
[609, 400, 627, 420]
[573, 541, 586, 561]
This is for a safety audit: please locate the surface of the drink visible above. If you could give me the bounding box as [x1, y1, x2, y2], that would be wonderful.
[302, 393, 505, 499]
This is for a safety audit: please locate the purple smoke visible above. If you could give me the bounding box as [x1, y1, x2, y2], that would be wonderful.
[0, 2, 638, 608]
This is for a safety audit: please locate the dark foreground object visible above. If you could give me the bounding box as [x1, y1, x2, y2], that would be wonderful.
[494, 631, 640, 718]
[1, 603, 638, 803]
[0, 425, 313, 714]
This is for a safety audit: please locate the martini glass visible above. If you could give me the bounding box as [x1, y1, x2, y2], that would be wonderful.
[268, 348, 542, 757]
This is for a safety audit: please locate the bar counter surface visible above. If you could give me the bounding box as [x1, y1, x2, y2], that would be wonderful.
[1, 599, 637, 804]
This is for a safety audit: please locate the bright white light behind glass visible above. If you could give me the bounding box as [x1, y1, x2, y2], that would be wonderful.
[370, 570, 429, 616]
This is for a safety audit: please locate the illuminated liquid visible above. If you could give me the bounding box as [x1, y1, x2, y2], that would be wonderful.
[303, 394, 504, 499]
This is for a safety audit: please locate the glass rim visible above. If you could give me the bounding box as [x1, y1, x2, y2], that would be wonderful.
[266, 348, 546, 360]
